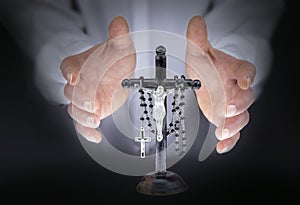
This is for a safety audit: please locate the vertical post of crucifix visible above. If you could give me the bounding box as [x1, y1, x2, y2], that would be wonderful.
[154, 46, 167, 173]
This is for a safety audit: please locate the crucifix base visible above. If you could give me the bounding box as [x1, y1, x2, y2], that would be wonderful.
[136, 171, 187, 196]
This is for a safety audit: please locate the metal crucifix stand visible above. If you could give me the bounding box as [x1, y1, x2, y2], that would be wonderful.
[122, 45, 200, 195]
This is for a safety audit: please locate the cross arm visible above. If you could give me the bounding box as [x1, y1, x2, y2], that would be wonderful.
[121, 75, 201, 90]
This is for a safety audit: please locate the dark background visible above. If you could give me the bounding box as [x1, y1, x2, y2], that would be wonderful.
[0, 1, 298, 204]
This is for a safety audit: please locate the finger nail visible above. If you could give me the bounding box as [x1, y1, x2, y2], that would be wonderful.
[66, 73, 72, 82]
[220, 146, 229, 154]
[87, 116, 95, 126]
[83, 101, 93, 112]
[221, 128, 230, 140]
[246, 77, 251, 88]
[226, 104, 237, 117]
[88, 135, 101, 143]
[220, 141, 236, 154]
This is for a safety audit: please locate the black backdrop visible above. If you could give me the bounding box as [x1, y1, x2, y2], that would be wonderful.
[0, 1, 298, 204]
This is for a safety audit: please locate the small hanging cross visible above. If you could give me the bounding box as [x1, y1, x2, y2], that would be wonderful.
[134, 127, 151, 158]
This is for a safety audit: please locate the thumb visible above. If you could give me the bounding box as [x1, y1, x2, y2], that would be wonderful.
[186, 16, 210, 52]
[108, 16, 131, 48]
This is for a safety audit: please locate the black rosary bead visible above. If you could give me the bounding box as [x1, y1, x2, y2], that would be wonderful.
[139, 89, 144, 94]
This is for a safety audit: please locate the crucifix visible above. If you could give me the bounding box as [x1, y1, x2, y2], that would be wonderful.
[122, 45, 201, 195]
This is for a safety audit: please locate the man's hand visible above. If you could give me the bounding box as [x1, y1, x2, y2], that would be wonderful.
[186, 16, 256, 154]
[60, 16, 136, 143]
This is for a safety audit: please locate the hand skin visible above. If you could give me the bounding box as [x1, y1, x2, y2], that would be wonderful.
[186, 16, 256, 154]
[60, 16, 136, 143]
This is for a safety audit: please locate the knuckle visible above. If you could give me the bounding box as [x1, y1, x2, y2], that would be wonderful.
[61, 56, 78, 72]
[64, 84, 69, 98]
[67, 105, 73, 117]
[60, 57, 71, 71]
[244, 111, 250, 124]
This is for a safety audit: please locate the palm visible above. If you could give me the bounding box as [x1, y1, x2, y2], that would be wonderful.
[189, 48, 246, 126]
[96, 45, 136, 119]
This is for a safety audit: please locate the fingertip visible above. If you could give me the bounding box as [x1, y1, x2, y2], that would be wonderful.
[216, 133, 240, 154]
[64, 83, 74, 102]
[187, 16, 206, 37]
[89, 129, 103, 143]
[216, 144, 230, 154]
[109, 16, 129, 38]
[235, 61, 256, 90]
[216, 141, 233, 154]
[186, 15, 209, 51]
[86, 131, 103, 144]
[89, 131, 102, 143]
[61, 59, 80, 85]
[108, 16, 134, 50]
[75, 123, 103, 144]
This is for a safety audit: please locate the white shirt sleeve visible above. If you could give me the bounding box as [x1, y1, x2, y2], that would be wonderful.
[0, 0, 98, 105]
[204, 0, 285, 96]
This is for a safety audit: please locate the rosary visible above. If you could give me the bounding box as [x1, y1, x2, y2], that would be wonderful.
[122, 45, 200, 159]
